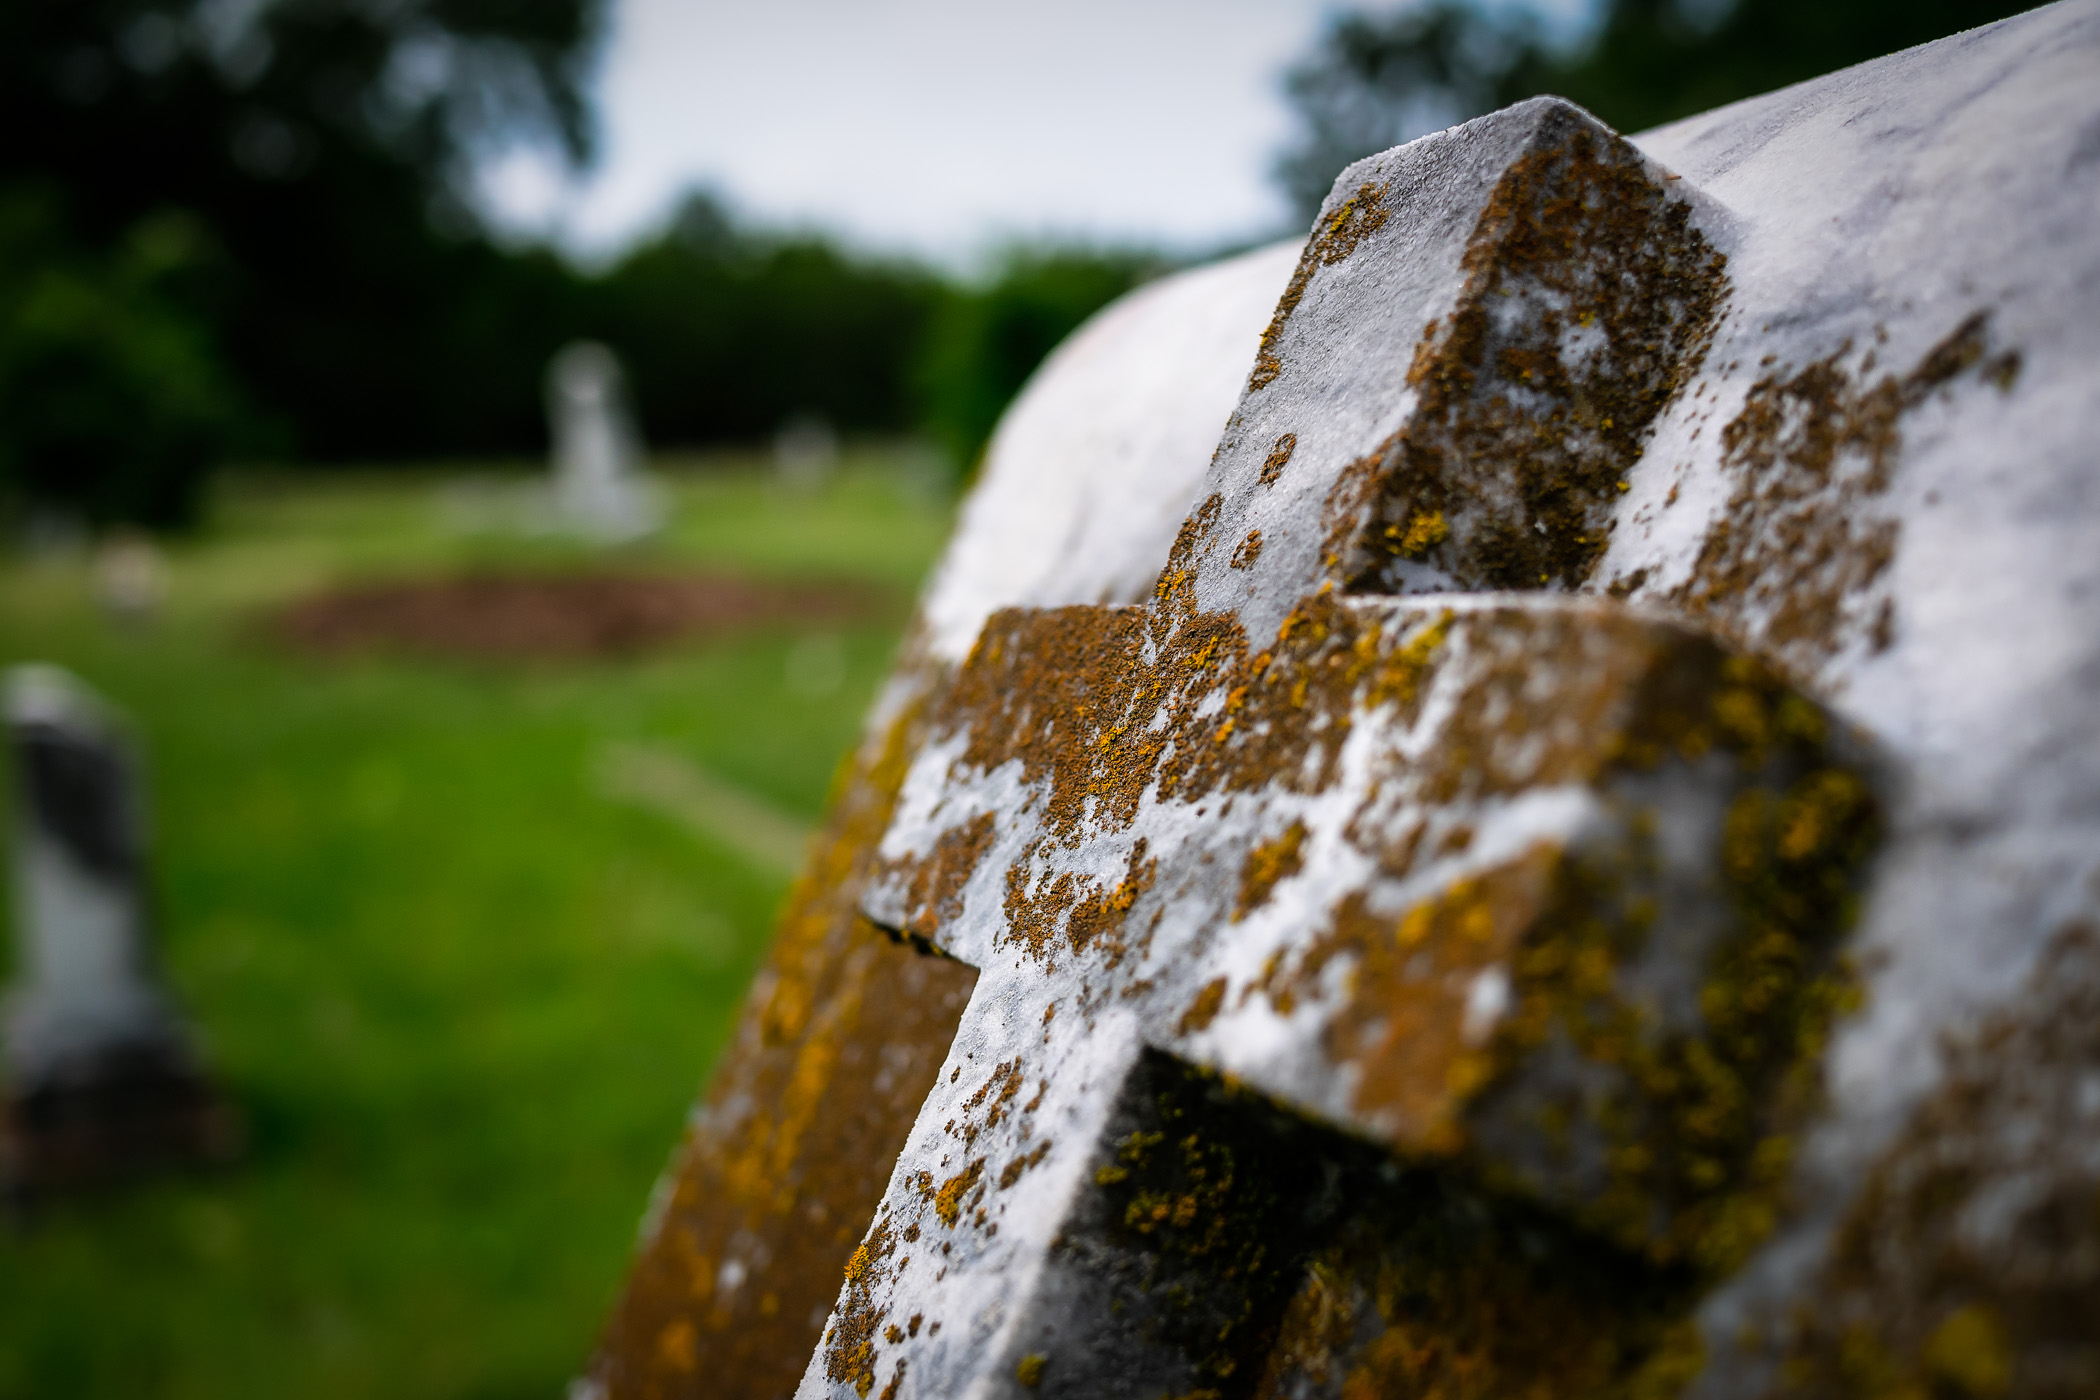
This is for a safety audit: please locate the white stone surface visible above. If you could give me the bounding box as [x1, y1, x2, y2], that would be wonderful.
[789, 5, 2100, 1394]
[1616, 7, 2100, 1386]
[919, 240, 1302, 663]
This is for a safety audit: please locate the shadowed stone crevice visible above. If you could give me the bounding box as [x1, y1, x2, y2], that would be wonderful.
[994, 1049, 1708, 1400]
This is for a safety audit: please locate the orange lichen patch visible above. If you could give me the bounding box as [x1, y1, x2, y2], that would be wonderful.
[1250, 182, 1391, 390]
[876, 810, 997, 940]
[1001, 838, 1159, 967]
[655, 1319, 697, 1373]
[1235, 820, 1308, 920]
[1177, 977, 1228, 1035]
[1309, 855, 1559, 1151]
[1260, 433, 1298, 487]
[1068, 839, 1159, 960]
[1230, 622, 1877, 1273]
[1673, 312, 2019, 675]
[582, 665, 980, 1400]
[824, 1217, 897, 1398]
[1333, 112, 1728, 595]
[939, 533, 1454, 862]
[1396, 609, 1637, 808]
[956, 1059, 1027, 1148]
[999, 1140, 1053, 1190]
[1230, 529, 1265, 571]
[1776, 921, 2100, 1399]
[934, 1159, 985, 1227]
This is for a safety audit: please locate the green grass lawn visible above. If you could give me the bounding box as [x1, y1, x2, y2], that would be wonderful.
[0, 451, 953, 1399]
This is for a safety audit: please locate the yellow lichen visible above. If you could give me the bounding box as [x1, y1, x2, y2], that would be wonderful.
[1921, 1306, 2011, 1398]
[934, 1159, 984, 1227]
[1395, 509, 1449, 557]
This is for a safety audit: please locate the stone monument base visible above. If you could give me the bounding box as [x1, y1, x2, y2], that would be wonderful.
[2, 1041, 242, 1201]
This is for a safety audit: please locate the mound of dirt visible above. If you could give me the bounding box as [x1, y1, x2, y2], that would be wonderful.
[270, 571, 876, 660]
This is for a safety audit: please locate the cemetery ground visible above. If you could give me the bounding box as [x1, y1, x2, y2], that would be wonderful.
[0, 451, 954, 1399]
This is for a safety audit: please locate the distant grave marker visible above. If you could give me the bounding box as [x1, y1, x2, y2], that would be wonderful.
[548, 340, 661, 540]
[584, 7, 2100, 1396]
[776, 415, 841, 492]
[3, 666, 236, 1196]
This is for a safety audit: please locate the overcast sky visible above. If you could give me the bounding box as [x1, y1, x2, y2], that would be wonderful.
[477, 0, 1381, 268]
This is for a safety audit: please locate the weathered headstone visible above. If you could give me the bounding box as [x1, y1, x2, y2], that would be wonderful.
[584, 5, 2100, 1397]
[91, 531, 167, 621]
[776, 415, 842, 492]
[3, 666, 236, 1194]
[548, 340, 661, 540]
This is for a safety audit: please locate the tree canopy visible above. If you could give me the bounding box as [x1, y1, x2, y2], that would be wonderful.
[1276, 0, 2044, 221]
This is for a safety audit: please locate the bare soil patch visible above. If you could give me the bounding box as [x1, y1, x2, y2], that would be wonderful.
[270, 571, 877, 660]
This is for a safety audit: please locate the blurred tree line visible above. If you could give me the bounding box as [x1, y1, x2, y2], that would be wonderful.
[0, 0, 1151, 528]
[0, 0, 2044, 529]
[1275, 0, 2040, 220]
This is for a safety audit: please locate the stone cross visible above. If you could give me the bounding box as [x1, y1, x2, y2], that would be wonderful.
[586, 6, 2100, 1396]
[3, 665, 235, 1194]
[548, 340, 660, 540]
[804, 98, 1876, 1400]
[593, 98, 1872, 1399]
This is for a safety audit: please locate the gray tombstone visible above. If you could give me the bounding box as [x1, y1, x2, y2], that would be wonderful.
[547, 340, 661, 540]
[3, 665, 235, 1194]
[774, 413, 841, 491]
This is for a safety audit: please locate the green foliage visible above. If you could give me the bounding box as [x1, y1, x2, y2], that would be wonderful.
[917, 248, 1157, 477]
[0, 0, 607, 471]
[2, 4, 1150, 490]
[1277, 0, 2043, 222]
[0, 190, 247, 527]
[591, 192, 944, 448]
[0, 453, 953, 1399]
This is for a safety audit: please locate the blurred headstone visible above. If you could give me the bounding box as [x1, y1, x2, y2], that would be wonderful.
[584, 7, 2100, 1398]
[547, 341, 661, 540]
[773, 414, 839, 491]
[92, 531, 168, 621]
[3, 666, 237, 1196]
[20, 511, 87, 561]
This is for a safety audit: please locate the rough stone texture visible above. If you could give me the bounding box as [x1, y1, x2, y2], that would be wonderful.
[846, 587, 1871, 1400]
[582, 241, 1298, 1400]
[3, 665, 237, 1194]
[586, 5, 2100, 1397]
